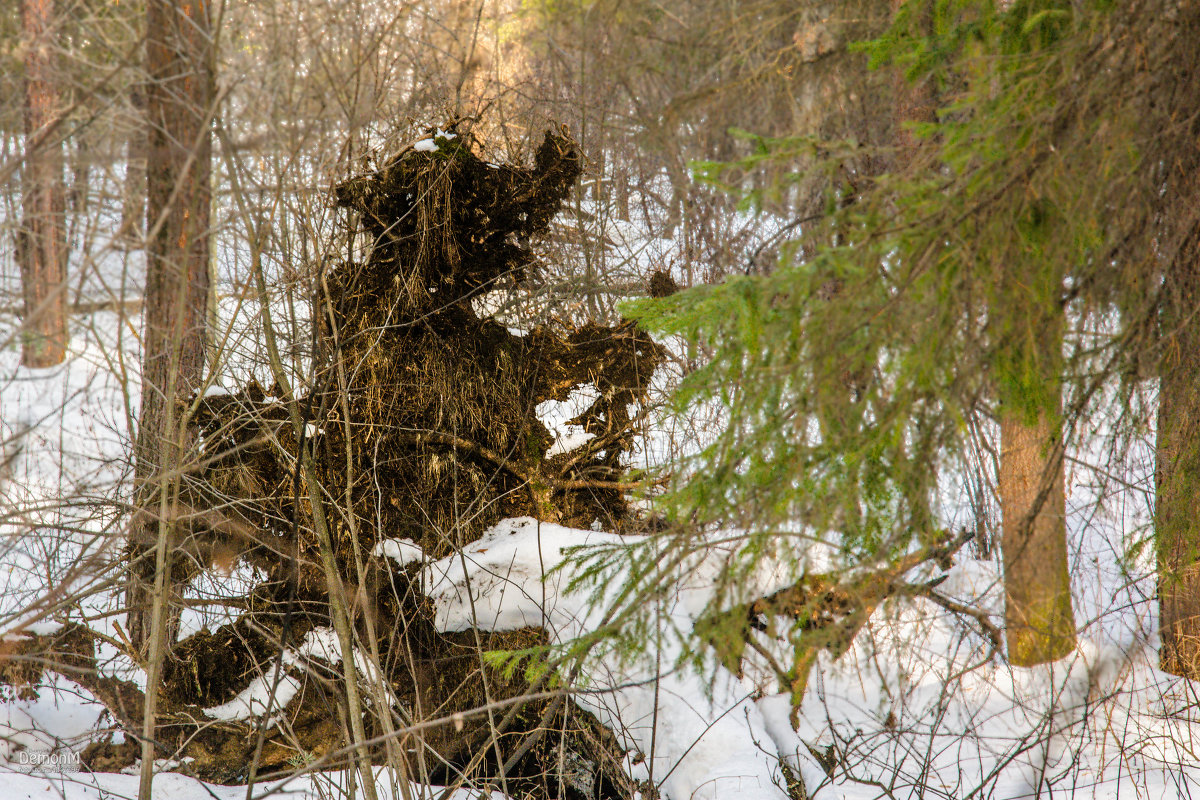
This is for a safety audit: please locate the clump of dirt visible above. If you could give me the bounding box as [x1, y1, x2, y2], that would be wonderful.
[447, 693, 649, 800]
[80, 738, 140, 772]
[0, 624, 93, 701]
[161, 615, 311, 707]
[648, 269, 680, 298]
[149, 126, 665, 790]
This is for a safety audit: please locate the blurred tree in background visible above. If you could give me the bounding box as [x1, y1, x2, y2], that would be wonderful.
[623, 0, 1200, 701]
[18, 0, 68, 368]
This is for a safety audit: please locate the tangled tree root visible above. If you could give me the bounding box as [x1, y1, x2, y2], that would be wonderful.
[0, 127, 662, 795]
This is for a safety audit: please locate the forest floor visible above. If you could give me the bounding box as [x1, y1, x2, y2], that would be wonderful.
[1, 157, 1199, 799]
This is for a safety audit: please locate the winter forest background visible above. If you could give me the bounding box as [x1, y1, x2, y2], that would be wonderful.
[2, 1, 1200, 799]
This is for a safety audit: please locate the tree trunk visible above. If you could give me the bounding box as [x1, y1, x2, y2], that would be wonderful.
[614, 164, 629, 221]
[1157, 224, 1200, 680]
[998, 294, 1076, 666]
[70, 130, 90, 219]
[127, 0, 213, 656]
[19, 0, 68, 368]
[130, 3, 214, 795]
[117, 86, 147, 247]
[999, 409, 1076, 665]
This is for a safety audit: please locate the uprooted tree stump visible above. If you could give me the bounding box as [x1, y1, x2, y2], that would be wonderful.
[43, 126, 662, 794]
[0, 126, 997, 800]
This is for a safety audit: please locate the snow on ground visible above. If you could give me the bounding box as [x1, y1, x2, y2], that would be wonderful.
[3, 165, 1200, 800]
[0, 673, 110, 763]
[421, 516, 796, 800]
[412, 507, 1200, 800]
[0, 312, 134, 650]
[4, 312, 1198, 798]
[0, 766, 506, 800]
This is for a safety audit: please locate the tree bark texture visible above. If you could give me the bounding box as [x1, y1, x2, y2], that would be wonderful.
[1157, 223, 1200, 680]
[996, 271, 1076, 667]
[19, 0, 68, 368]
[127, 0, 214, 652]
[118, 85, 147, 246]
[1000, 406, 1076, 666]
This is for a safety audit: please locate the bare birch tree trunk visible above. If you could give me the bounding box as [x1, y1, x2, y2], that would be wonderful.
[19, 0, 68, 368]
